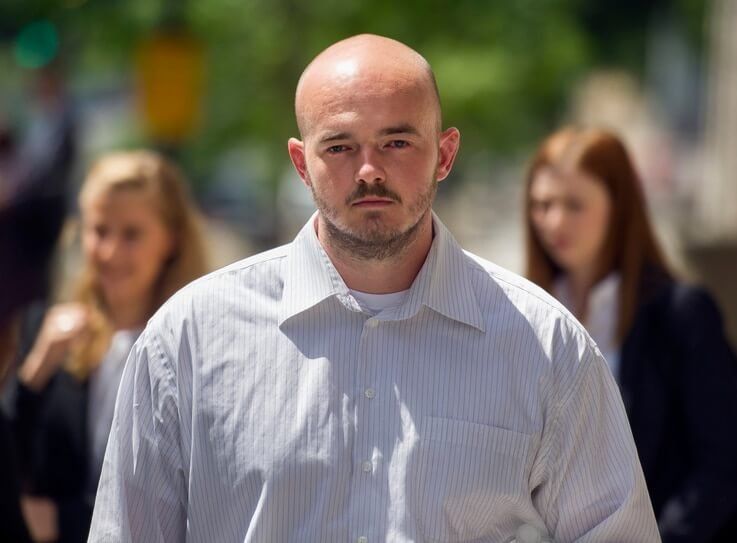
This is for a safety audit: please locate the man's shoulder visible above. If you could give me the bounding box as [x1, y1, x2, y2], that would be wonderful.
[460, 250, 575, 324]
[459, 250, 604, 391]
[148, 243, 291, 328]
[203, 243, 291, 283]
[185, 244, 288, 293]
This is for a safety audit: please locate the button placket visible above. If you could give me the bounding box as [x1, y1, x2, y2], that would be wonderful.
[357, 322, 378, 465]
[350, 316, 383, 541]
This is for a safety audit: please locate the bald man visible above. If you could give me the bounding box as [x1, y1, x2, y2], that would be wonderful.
[89, 35, 658, 542]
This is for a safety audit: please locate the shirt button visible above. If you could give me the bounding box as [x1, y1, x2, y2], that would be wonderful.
[357, 537, 368, 543]
[361, 460, 372, 473]
[364, 387, 376, 399]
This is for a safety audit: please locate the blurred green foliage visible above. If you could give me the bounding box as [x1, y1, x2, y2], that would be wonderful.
[0, 0, 706, 189]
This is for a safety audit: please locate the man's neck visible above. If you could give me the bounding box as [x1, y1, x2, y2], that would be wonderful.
[316, 214, 434, 294]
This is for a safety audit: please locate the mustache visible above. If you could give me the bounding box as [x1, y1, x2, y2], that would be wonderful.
[346, 184, 402, 205]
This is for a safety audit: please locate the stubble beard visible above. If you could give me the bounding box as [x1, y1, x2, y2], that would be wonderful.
[311, 176, 438, 261]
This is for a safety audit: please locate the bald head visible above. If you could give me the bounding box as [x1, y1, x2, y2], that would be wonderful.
[295, 34, 441, 138]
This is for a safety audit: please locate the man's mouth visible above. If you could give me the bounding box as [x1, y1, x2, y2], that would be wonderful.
[352, 198, 395, 207]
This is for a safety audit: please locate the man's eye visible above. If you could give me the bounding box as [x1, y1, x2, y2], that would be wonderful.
[387, 140, 409, 148]
[326, 145, 348, 153]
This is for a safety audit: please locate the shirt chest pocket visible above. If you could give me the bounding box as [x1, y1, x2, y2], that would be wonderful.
[412, 416, 533, 542]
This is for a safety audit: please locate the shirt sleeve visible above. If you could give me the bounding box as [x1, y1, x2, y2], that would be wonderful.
[88, 328, 186, 543]
[532, 341, 661, 542]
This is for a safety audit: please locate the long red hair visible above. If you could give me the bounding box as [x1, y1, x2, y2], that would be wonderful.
[524, 127, 671, 343]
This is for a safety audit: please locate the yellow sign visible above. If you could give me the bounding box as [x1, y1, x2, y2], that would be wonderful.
[137, 29, 204, 143]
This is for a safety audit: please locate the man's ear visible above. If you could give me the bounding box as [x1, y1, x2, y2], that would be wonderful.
[436, 127, 461, 182]
[288, 138, 311, 187]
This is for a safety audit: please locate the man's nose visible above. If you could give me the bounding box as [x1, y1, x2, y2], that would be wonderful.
[354, 148, 386, 184]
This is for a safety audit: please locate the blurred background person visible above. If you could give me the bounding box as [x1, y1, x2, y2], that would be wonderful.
[0, 109, 51, 543]
[12, 150, 208, 543]
[0, 112, 23, 207]
[523, 126, 737, 542]
[0, 308, 32, 543]
[0, 65, 78, 349]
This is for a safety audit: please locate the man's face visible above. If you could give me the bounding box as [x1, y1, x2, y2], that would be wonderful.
[289, 73, 458, 260]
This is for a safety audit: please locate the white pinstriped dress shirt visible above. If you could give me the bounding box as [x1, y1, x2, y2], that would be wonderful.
[89, 213, 659, 543]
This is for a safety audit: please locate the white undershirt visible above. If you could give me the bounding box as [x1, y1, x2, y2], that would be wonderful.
[349, 288, 411, 316]
[554, 273, 621, 382]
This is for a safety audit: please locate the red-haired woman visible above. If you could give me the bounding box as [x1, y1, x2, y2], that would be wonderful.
[524, 126, 737, 542]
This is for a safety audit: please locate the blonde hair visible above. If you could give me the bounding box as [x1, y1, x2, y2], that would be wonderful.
[67, 150, 208, 378]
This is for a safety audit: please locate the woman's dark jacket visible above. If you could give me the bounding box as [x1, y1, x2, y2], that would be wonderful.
[620, 277, 737, 543]
[14, 372, 92, 543]
[0, 406, 32, 543]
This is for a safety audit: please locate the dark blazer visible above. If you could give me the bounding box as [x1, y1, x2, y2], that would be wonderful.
[14, 372, 92, 543]
[620, 278, 737, 543]
[0, 103, 77, 321]
[0, 407, 32, 543]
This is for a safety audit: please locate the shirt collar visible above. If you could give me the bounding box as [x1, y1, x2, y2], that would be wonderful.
[278, 212, 351, 325]
[278, 211, 485, 332]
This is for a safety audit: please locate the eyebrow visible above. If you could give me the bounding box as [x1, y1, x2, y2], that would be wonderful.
[379, 124, 420, 137]
[319, 132, 351, 143]
[317, 124, 421, 144]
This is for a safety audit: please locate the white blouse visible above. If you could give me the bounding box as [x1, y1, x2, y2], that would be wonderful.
[86, 328, 141, 496]
[554, 273, 622, 382]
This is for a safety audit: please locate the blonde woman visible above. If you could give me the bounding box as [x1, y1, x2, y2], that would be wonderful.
[14, 150, 208, 542]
